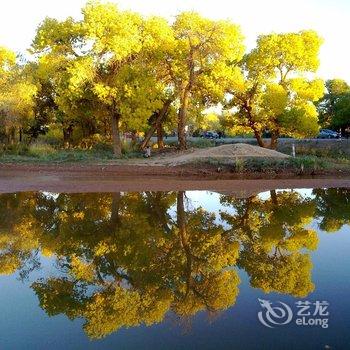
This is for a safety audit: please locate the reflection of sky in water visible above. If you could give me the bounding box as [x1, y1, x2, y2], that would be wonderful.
[185, 188, 315, 210]
[0, 189, 349, 349]
[174, 189, 317, 227]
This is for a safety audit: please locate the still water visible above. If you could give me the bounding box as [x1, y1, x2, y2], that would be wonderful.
[0, 188, 349, 349]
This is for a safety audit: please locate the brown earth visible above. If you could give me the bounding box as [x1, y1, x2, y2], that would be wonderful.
[161, 143, 289, 166]
[0, 162, 349, 195]
[133, 143, 290, 166]
[0, 143, 349, 194]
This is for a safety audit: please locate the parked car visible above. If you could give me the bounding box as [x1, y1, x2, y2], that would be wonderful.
[202, 131, 219, 139]
[317, 129, 341, 139]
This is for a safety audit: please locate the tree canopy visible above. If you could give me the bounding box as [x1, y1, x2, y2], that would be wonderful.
[0, 0, 345, 154]
[317, 79, 350, 131]
[224, 31, 324, 148]
[0, 47, 37, 144]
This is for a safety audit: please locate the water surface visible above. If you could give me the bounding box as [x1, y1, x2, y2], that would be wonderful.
[0, 188, 349, 349]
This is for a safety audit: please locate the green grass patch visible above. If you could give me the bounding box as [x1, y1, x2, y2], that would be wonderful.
[0, 137, 146, 163]
[165, 138, 216, 148]
[0, 146, 123, 163]
[27, 143, 56, 158]
[185, 155, 335, 174]
[277, 142, 350, 162]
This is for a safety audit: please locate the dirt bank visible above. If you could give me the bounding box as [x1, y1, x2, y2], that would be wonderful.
[0, 163, 349, 195]
[161, 143, 289, 166]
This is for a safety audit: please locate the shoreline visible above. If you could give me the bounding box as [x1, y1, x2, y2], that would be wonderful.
[1, 163, 350, 194]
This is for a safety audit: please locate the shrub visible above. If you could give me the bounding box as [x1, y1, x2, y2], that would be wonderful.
[2, 143, 29, 156]
[234, 158, 245, 172]
[164, 138, 215, 149]
[188, 138, 215, 148]
[242, 157, 287, 172]
[289, 156, 327, 171]
[38, 127, 63, 147]
[92, 140, 113, 153]
[121, 139, 141, 155]
[27, 142, 56, 158]
[79, 134, 109, 149]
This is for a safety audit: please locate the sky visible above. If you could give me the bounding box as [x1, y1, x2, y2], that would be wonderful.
[0, 0, 349, 82]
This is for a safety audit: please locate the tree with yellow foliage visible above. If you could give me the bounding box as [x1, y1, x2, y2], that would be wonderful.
[166, 12, 244, 149]
[31, 15, 102, 147]
[225, 30, 324, 148]
[78, 1, 174, 156]
[0, 47, 37, 144]
[31, 1, 173, 155]
[1, 3, 334, 153]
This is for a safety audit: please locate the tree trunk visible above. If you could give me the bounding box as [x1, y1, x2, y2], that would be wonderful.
[157, 122, 164, 149]
[253, 129, 266, 148]
[63, 125, 73, 149]
[111, 113, 122, 157]
[19, 128, 23, 143]
[141, 123, 155, 151]
[141, 99, 172, 150]
[178, 91, 190, 151]
[177, 191, 186, 238]
[63, 130, 68, 148]
[177, 191, 192, 296]
[145, 192, 171, 234]
[110, 192, 121, 230]
[270, 190, 278, 205]
[269, 132, 279, 149]
[9, 128, 16, 145]
[104, 118, 108, 137]
[245, 105, 266, 148]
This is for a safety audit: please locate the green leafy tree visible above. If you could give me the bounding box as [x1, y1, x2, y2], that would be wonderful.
[317, 79, 350, 128]
[317, 79, 350, 133]
[313, 188, 350, 232]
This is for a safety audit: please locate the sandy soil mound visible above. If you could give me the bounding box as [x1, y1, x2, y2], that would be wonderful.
[166, 143, 289, 166]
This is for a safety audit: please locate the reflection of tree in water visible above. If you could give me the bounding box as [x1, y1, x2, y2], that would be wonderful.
[0, 188, 348, 338]
[0, 191, 240, 339]
[313, 188, 350, 232]
[220, 190, 318, 297]
[171, 192, 240, 318]
[0, 193, 41, 278]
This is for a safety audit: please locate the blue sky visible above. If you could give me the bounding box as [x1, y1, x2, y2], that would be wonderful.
[0, 0, 349, 82]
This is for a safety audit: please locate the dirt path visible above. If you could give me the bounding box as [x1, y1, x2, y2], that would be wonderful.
[0, 163, 349, 195]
